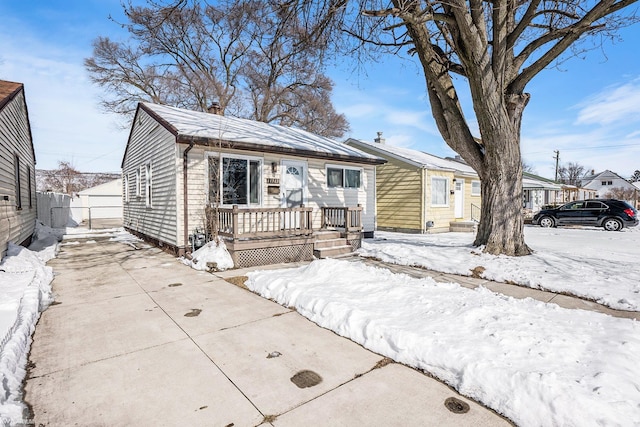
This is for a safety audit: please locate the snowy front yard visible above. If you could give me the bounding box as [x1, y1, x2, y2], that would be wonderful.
[247, 226, 640, 426]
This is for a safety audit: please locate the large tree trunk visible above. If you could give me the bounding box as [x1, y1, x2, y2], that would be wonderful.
[473, 126, 531, 256]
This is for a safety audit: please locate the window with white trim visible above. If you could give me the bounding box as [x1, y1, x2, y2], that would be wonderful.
[471, 180, 481, 196]
[431, 177, 449, 206]
[135, 168, 141, 197]
[326, 165, 362, 188]
[123, 174, 129, 203]
[14, 154, 21, 209]
[145, 163, 152, 207]
[208, 154, 262, 206]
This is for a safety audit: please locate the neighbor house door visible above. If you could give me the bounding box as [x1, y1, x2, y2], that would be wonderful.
[454, 179, 464, 218]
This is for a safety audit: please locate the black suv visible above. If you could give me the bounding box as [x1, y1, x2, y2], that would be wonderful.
[532, 199, 638, 231]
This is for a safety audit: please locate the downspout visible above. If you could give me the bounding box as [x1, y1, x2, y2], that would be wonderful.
[183, 141, 195, 256]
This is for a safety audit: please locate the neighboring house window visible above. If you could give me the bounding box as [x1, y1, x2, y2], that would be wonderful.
[209, 154, 262, 206]
[326, 165, 362, 188]
[601, 180, 612, 186]
[123, 174, 129, 203]
[145, 163, 152, 207]
[27, 166, 32, 208]
[14, 154, 21, 209]
[471, 180, 481, 196]
[431, 177, 449, 206]
[135, 168, 141, 196]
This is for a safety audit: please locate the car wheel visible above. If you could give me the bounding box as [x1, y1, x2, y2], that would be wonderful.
[603, 218, 623, 231]
[539, 216, 555, 228]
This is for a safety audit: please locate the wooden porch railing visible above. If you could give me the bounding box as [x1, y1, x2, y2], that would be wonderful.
[321, 205, 363, 233]
[209, 205, 314, 240]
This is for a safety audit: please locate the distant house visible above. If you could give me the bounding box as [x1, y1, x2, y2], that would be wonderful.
[581, 170, 637, 198]
[522, 172, 562, 212]
[345, 136, 481, 233]
[121, 102, 385, 267]
[0, 80, 36, 258]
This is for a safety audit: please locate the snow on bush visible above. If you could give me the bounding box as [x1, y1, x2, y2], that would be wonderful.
[182, 238, 234, 271]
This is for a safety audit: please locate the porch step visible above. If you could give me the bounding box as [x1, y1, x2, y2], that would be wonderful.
[314, 238, 348, 249]
[449, 221, 477, 232]
[314, 245, 354, 259]
[314, 230, 342, 240]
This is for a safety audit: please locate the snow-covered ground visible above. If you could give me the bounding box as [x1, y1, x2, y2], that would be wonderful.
[358, 226, 640, 311]
[247, 225, 640, 426]
[0, 223, 60, 423]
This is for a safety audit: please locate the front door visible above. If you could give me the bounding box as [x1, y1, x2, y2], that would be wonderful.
[454, 179, 464, 218]
[281, 160, 307, 229]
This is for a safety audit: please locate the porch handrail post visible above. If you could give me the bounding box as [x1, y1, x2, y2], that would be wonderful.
[344, 206, 351, 233]
[299, 204, 305, 232]
[232, 205, 239, 240]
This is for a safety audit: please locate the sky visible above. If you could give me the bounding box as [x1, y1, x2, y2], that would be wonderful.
[1, 1, 639, 179]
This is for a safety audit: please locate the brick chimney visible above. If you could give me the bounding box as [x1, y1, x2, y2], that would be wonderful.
[374, 131, 385, 144]
[207, 102, 223, 115]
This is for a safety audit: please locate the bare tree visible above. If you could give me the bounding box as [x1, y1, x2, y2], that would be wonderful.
[558, 162, 588, 187]
[85, 0, 349, 138]
[629, 170, 640, 182]
[522, 161, 536, 174]
[37, 162, 118, 196]
[297, 0, 638, 255]
[605, 187, 637, 200]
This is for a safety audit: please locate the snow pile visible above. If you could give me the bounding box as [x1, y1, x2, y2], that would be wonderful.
[182, 239, 234, 271]
[0, 223, 60, 422]
[359, 227, 640, 311]
[246, 258, 640, 427]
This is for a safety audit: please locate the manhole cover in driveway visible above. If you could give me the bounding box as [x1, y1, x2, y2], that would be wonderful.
[290, 370, 322, 388]
[444, 397, 470, 414]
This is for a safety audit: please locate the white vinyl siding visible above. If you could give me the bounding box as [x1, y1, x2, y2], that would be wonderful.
[122, 110, 178, 247]
[0, 87, 36, 257]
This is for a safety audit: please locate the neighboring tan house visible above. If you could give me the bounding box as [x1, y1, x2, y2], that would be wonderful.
[121, 102, 385, 267]
[70, 179, 123, 228]
[0, 80, 36, 258]
[581, 170, 637, 199]
[345, 135, 481, 233]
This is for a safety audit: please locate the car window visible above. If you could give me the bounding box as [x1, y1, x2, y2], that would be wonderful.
[585, 201, 606, 209]
[564, 202, 585, 210]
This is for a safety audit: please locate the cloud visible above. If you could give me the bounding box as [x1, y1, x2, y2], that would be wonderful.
[574, 78, 640, 126]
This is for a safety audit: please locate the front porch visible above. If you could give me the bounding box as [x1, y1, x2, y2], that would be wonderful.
[205, 205, 363, 268]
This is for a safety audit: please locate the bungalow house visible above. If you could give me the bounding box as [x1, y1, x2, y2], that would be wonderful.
[0, 80, 37, 258]
[345, 135, 481, 233]
[121, 102, 385, 267]
[522, 172, 562, 212]
[581, 170, 638, 203]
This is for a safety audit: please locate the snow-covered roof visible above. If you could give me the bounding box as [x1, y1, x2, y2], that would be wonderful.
[345, 138, 478, 175]
[138, 103, 385, 165]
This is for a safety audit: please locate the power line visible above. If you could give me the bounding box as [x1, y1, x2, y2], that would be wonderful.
[525, 142, 640, 155]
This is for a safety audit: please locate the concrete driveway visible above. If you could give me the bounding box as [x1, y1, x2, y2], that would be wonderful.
[24, 233, 512, 426]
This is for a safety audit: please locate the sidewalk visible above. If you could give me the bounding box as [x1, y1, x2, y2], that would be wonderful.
[24, 233, 512, 426]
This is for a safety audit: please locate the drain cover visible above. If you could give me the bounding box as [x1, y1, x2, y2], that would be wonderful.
[290, 370, 323, 388]
[444, 397, 470, 414]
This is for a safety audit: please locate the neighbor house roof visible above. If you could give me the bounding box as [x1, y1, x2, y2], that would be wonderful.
[345, 138, 478, 176]
[132, 103, 386, 166]
[0, 79, 36, 163]
[0, 80, 24, 112]
[522, 172, 562, 190]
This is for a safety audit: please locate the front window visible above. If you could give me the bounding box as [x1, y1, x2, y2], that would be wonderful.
[209, 155, 262, 206]
[326, 165, 362, 188]
[471, 180, 481, 196]
[431, 177, 449, 206]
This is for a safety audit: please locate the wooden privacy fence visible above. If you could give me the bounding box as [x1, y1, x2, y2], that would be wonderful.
[208, 205, 314, 240]
[321, 205, 363, 233]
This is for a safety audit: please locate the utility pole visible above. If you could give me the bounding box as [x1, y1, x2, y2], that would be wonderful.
[554, 150, 560, 181]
